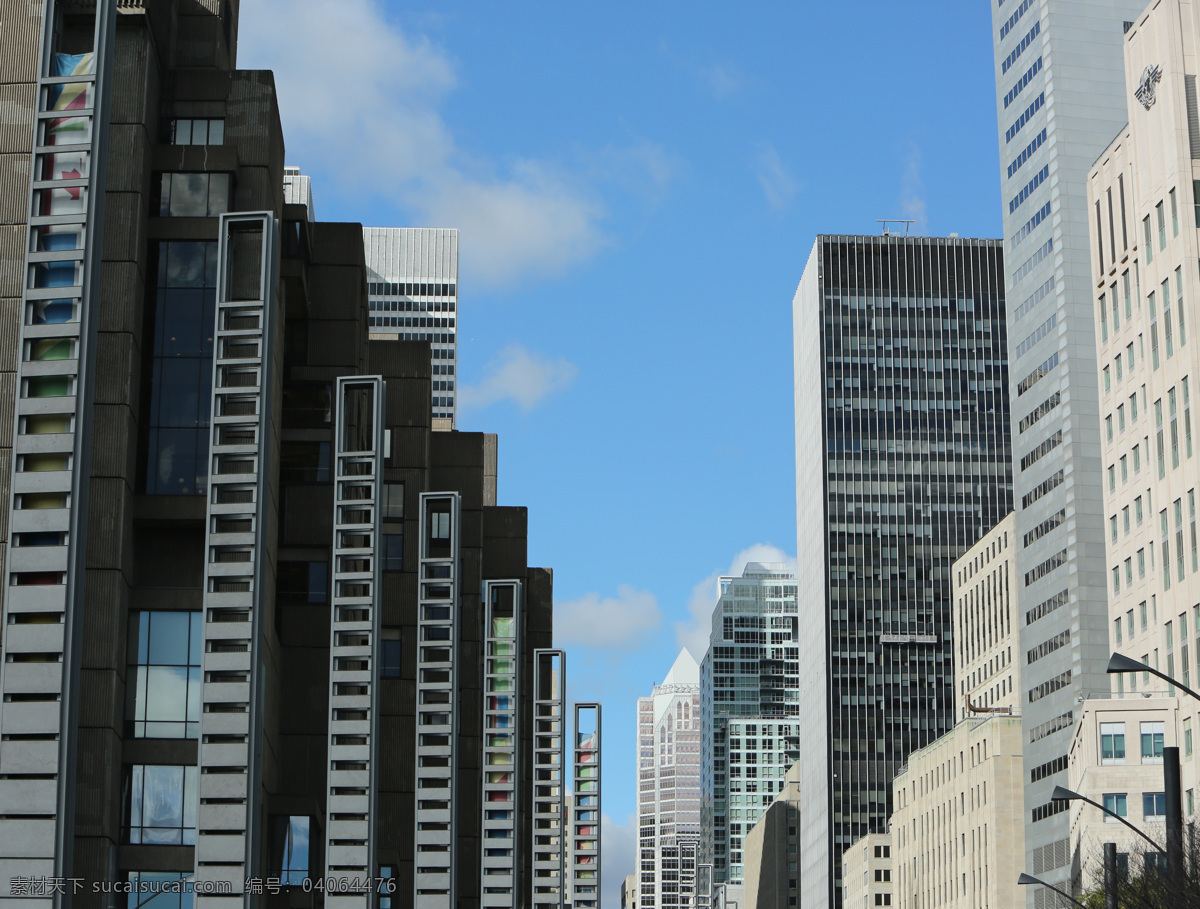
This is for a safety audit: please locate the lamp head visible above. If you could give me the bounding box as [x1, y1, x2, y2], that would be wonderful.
[1018, 873, 1041, 886]
[1107, 652, 1145, 675]
[1051, 785, 1081, 802]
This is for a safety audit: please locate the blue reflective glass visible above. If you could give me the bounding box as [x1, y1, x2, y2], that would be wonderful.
[188, 613, 203, 665]
[126, 872, 194, 909]
[281, 817, 310, 884]
[35, 261, 75, 288]
[32, 300, 73, 324]
[147, 611, 190, 664]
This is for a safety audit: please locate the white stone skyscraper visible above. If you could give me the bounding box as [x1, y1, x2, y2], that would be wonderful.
[363, 227, 459, 429]
[989, 1, 1146, 899]
[637, 649, 702, 909]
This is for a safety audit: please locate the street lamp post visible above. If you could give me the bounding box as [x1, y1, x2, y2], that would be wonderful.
[1104, 842, 1118, 909]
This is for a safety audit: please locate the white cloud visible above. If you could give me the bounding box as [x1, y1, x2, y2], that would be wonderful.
[696, 62, 747, 99]
[554, 585, 662, 650]
[601, 813, 638, 908]
[899, 139, 927, 230]
[458, 344, 577, 414]
[674, 543, 798, 660]
[238, 0, 673, 288]
[754, 142, 799, 211]
[586, 140, 682, 209]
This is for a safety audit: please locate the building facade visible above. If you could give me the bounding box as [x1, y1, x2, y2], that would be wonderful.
[1068, 696, 1180, 890]
[363, 228, 459, 430]
[891, 714, 1026, 909]
[637, 649, 701, 909]
[741, 760, 803, 909]
[1082, 0, 1200, 895]
[954, 513, 1021, 720]
[793, 234, 1014, 907]
[622, 873, 639, 909]
[988, 1, 1148, 898]
[840, 834, 893, 909]
[0, 2, 589, 908]
[698, 563, 799, 886]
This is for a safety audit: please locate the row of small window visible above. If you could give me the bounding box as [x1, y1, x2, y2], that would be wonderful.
[368, 281, 455, 298]
[369, 316, 455, 330]
[1109, 492, 1154, 541]
[1105, 387, 1192, 495]
[1140, 188, 1184, 267]
[370, 297, 455, 313]
[169, 118, 225, 146]
[1099, 722, 1164, 762]
[1100, 269, 1187, 369]
[1101, 791, 1170, 822]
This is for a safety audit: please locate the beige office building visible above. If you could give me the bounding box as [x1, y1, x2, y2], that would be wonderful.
[1085, 0, 1200, 885]
[623, 874, 640, 909]
[1087, 0, 1200, 721]
[955, 513, 1021, 719]
[1068, 696, 1182, 887]
[840, 833, 893, 909]
[891, 715, 1026, 909]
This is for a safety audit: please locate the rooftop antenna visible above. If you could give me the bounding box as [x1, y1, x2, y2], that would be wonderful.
[877, 219, 917, 237]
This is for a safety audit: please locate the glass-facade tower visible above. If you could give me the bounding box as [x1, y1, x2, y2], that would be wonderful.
[793, 235, 1013, 909]
[699, 563, 799, 887]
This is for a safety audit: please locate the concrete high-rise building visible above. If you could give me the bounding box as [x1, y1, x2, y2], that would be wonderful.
[637, 649, 701, 909]
[699, 562, 799, 887]
[793, 235, 1013, 908]
[0, 3, 593, 908]
[364, 227, 459, 430]
[988, 1, 1147, 897]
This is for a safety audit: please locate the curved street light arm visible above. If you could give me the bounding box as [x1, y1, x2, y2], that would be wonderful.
[1107, 652, 1200, 705]
[1017, 872, 1087, 909]
[1052, 786, 1166, 854]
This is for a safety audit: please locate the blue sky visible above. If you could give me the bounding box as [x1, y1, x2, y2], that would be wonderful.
[240, 1, 1004, 901]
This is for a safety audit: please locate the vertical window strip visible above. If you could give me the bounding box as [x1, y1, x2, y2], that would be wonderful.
[1184, 378, 1192, 458]
[1157, 399, 1166, 478]
[1177, 267, 1187, 346]
[1190, 490, 1197, 572]
[1163, 508, 1173, 590]
[1120, 175, 1129, 249]
[1171, 388, 1180, 469]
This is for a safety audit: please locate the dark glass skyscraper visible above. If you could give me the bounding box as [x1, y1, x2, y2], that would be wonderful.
[792, 235, 1013, 909]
